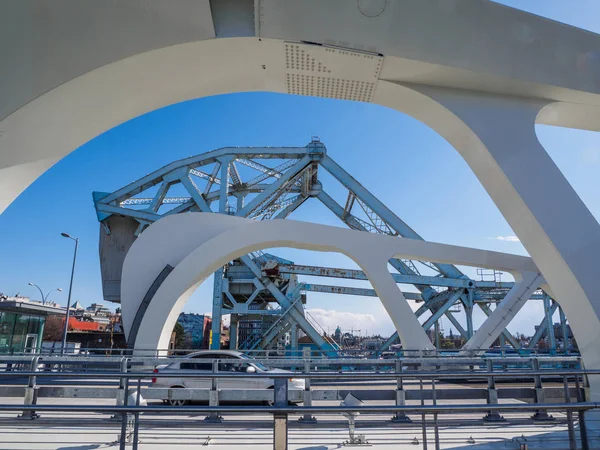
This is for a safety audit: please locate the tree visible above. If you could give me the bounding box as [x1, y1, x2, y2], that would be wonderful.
[173, 322, 185, 349]
[43, 316, 64, 341]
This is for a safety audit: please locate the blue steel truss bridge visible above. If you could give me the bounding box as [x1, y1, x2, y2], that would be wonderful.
[93, 139, 567, 356]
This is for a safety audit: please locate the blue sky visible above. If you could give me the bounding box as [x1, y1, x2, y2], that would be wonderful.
[1, 1, 600, 337]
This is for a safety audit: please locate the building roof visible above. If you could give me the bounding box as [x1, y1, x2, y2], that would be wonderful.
[0, 301, 66, 317]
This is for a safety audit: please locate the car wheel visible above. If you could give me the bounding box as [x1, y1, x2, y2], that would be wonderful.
[166, 386, 188, 406]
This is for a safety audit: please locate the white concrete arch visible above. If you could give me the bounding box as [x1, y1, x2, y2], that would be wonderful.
[122, 213, 541, 354]
[0, 38, 275, 208]
[3, 1, 600, 402]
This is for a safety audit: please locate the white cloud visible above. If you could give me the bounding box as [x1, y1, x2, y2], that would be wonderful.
[306, 308, 379, 334]
[491, 235, 520, 242]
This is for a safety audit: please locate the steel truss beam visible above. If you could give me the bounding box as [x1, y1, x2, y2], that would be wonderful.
[236, 156, 312, 217]
[316, 191, 434, 294]
[252, 285, 305, 351]
[319, 155, 463, 279]
[528, 300, 559, 350]
[238, 256, 337, 355]
[98, 147, 309, 205]
[279, 264, 514, 290]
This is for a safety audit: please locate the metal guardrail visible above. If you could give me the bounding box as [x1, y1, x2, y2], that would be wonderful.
[0, 355, 595, 450]
[5, 346, 578, 358]
[0, 353, 582, 367]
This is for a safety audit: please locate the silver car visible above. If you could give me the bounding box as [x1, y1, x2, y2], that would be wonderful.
[152, 350, 305, 406]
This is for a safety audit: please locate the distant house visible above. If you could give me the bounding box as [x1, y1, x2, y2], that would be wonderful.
[0, 294, 65, 353]
[62, 303, 125, 353]
[67, 317, 100, 332]
[178, 313, 212, 349]
[71, 302, 112, 330]
[362, 337, 385, 351]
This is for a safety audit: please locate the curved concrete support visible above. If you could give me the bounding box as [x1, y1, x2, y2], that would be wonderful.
[120, 213, 251, 336]
[127, 264, 173, 348]
[0, 38, 281, 207]
[122, 213, 539, 354]
[392, 85, 600, 400]
[371, 81, 600, 386]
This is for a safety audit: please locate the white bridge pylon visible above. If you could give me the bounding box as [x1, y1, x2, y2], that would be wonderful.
[121, 213, 542, 355]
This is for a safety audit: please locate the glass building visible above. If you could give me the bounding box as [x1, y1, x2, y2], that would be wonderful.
[0, 301, 65, 353]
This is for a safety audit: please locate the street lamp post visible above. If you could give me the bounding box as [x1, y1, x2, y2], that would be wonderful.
[60, 232, 78, 356]
[27, 283, 62, 305]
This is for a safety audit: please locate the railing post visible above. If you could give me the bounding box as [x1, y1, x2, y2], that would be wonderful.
[483, 359, 505, 422]
[273, 377, 288, 450]
[18, 355, 40, 420]
[575, 364, 590, 450]
[119, 368, 131, 449]
[391, 360, 411, 423]
[298, 358, 316, 423]
[205, 359, 222, 422]
[530, 358, 554, 421]
[563, 374, 577, 450]
[419, 377, 428, 450]
[432, 374, 440, 450]
[580, 357, 592, 402]
[132, 377, 142, 450]
[114, 357, 129, 413]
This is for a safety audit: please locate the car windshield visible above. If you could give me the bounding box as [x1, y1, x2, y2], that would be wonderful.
[238, 354, 271, 371]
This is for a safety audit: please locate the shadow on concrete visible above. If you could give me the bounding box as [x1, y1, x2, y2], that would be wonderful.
[56, 445, 101, 450]
[295, 447, 328, 450]
[428, 428, 579, 450]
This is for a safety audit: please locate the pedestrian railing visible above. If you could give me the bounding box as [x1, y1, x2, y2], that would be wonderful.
[0, 355, 596, 450]
[0, 346, 579, 359]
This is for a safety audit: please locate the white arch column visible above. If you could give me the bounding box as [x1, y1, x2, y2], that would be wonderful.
[378, 83, 600, 401]
[122, 214, 539, 355]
